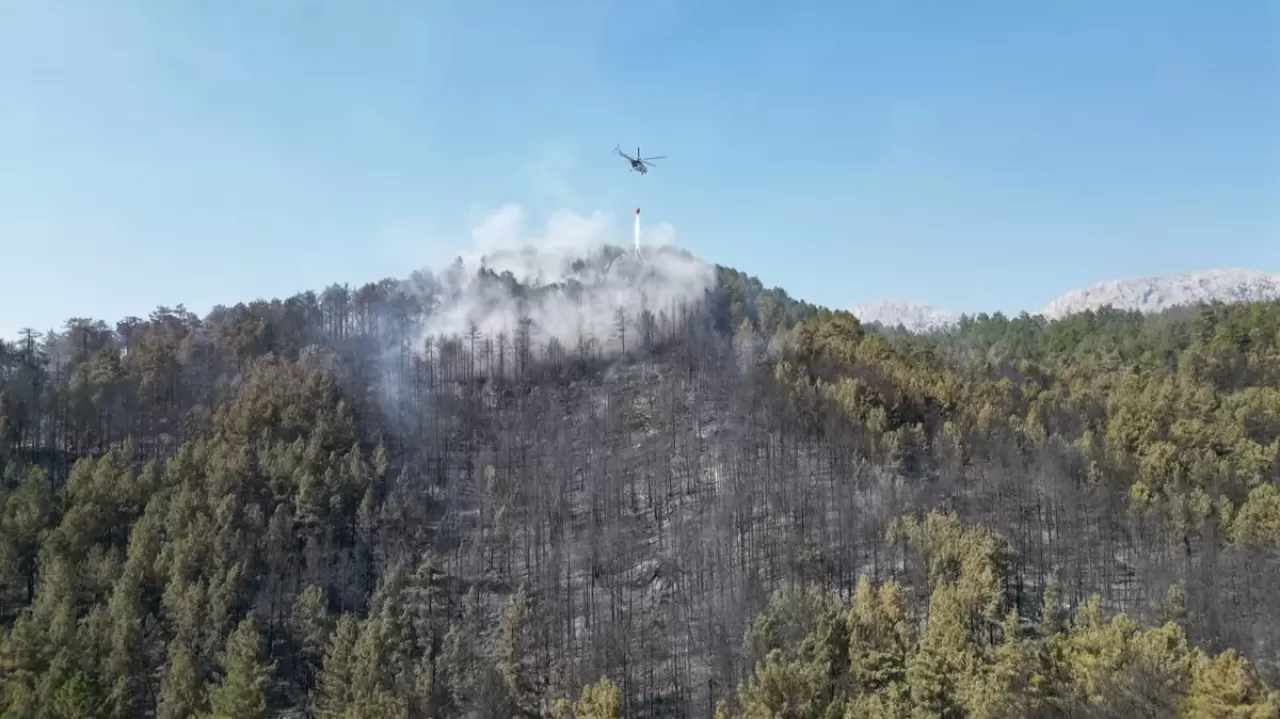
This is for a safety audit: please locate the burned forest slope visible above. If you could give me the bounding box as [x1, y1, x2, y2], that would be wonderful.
[1, 250, 1278, 717]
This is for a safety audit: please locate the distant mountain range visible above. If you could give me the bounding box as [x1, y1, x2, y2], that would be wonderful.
[853, 269, 1280, 334]
[851, 299, 961, 334]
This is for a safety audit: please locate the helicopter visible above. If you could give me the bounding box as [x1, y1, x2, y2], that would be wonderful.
[615, 145, 665, 174]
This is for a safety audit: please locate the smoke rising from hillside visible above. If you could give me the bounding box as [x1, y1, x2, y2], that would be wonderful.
[409, 204, 716, 355]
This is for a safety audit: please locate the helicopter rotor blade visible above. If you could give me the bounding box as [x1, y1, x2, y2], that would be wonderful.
[640, 156, 665, 161]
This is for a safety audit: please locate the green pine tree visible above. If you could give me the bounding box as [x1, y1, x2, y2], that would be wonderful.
[156, 634, 203, 711]
[206, 617, 273, 719]
[50, 668, 107, 719]
[575, 676, 622, 719]
[497, 584, 548, 717]
[292, 584, 331, 694]
[315, 614, 359, 718]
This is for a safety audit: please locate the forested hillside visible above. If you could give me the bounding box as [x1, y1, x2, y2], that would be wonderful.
[1, 251, 1278, 718]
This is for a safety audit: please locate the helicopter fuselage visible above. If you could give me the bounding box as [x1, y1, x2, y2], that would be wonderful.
[630, 160, 648, 174]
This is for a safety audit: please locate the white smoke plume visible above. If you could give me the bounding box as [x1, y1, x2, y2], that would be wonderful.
[407, 204, 716, 356]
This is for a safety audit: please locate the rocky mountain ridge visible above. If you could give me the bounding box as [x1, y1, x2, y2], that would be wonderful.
[853, 268, 1280, 333]
[849, 298, 961, 333]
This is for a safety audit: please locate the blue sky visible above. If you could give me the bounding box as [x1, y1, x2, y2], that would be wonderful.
[1, 0, 1277, 338]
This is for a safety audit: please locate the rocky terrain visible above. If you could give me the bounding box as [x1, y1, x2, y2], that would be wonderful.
[848, 298, 961, 334]
[853, 268, 1280, 333]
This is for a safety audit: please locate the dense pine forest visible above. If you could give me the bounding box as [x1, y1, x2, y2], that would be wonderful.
[2, 247, 1279, 718]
